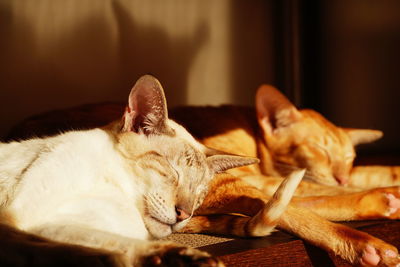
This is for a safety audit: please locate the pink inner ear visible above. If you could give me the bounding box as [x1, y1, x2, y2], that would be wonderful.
[256, 85, 301, 131]
[255, 85, 295, 117]
[122, 75, 170, 135]
[259, 117, 273, 136]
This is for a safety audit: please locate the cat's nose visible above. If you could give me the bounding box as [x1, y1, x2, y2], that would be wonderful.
[175, 207, 190, 222]
[334, 175, 348, 185]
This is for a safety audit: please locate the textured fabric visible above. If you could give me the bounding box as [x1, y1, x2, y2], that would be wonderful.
[164, 233, 233, 248]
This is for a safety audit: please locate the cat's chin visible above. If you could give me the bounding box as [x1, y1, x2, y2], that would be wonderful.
[144, 216, 173, 239]
[172, 221, 188, 232]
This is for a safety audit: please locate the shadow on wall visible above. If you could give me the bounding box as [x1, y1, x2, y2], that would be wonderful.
[0, 0, 209, 140]
[112, 1, 209, 107]
[229, 0, 276, 106]
[301, 0, 400, 153]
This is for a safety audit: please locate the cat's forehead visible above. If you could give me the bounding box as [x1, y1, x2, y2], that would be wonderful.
[167, 119, 207, 152]
[154, 135, 207, 168]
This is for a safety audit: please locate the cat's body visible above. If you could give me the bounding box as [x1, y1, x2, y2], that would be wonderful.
[171, 83, 400, 192]
[170, 102, 400, 266]
[4, 82, 400, 266]
[2, 128, 150, 238]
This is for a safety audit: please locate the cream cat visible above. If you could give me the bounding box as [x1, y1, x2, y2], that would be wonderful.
[1, 75, 305, 266]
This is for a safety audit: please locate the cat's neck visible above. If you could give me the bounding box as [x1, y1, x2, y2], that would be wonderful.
[256, 132, 303, 178]
[256, 137, 281, 177]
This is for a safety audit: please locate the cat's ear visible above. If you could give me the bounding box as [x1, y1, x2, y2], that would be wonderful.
[205, 147, 259, 173]
[122, 75, 174, 135]
[255, 85, 302, 135]
[207, 155, 259, 174]
[344, 128, 383, 146]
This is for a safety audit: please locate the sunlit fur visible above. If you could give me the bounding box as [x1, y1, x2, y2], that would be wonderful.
[4, 83, 400, 266]
[261, 108, 356, 186]
[171, 85, 397, 189]
[169, 86, 400, 266]
[1, 75, 262, 266]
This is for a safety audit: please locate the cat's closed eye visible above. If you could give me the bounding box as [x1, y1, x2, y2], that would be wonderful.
[309, 143, 331, 164]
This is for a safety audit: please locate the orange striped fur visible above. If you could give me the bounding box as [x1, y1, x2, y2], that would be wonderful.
[169, 86, 400, 266]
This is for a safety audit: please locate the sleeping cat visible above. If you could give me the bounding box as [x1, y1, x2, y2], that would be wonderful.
[5, 81, 400, 266]
[1, 75, 303, 266]
[169, 88, 400, 266]
[9, 85, 399, 191]
[172, 85, 400, 190]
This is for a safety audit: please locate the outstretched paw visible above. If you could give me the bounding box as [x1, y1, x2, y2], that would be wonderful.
[384, 193, 400, 217]
[141, 244, 224, 267]
[360, 245, 380, 266]
[359, 187, 400, 220]
[358, 243, 400, 266]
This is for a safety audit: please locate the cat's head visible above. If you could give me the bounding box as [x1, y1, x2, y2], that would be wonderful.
[255, 85, 382, 186]
[113, 75, 258, 238]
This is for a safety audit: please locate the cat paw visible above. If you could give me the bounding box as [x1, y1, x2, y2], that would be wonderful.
[384, 193, 400, 217]
[359, 187, 400, 220]
[336, 225, 400, 266]
[140, 243, 224, 267]
[358, 244, 400, 266]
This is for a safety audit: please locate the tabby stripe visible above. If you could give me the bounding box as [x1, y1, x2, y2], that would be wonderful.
[392, 166, 398, 182]
[136, 151, 163, 160]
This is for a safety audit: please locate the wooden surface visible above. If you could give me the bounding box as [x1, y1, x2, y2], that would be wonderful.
[200, 221, 400, 266]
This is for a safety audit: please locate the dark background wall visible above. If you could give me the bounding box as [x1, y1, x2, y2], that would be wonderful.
[1, 0, 399, 154]
[299, 0, 400, 153]
[0, 0, 276, 139]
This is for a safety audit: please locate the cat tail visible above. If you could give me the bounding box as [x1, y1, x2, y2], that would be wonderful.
[184, 169, 305, 237]
[241, 169, 305, 236]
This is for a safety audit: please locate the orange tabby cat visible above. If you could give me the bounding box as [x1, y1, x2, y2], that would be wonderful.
[172, 85, 400, 190]
[168, 86, 400, 266]
[6, 84, 400, 266]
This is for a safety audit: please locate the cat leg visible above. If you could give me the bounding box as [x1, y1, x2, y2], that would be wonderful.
[185, 205, 400, 266]
[240, 174, 360, 197]
[200, 173, 400, 221]
[292, 186, 400, 221]
[197, 171, 312, 217]
[349, 166, 400, 189]
[29, 223, 223, 267]
[279, 205, 400, 266]
[188, 173, 400, 266]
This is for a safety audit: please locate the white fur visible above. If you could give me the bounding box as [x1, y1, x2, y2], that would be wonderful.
[1, 128, 149, 240]
[0, 108, 253, 266]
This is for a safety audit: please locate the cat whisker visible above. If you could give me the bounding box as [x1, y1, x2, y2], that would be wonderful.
[146, 193, 176, 225]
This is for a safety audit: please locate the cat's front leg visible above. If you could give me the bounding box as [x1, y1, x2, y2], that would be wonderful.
[240, 174, 360, 197]
[184, 207, 400, 266]
[30, 223, 223, 267]
[292, 186, 400, 221]
[349, 186, 400, 220]
[279, 205, 400, 266]
[349, 166, 400, 189]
